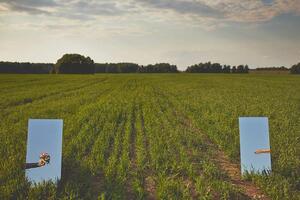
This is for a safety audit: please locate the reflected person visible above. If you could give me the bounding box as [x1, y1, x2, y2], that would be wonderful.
[255, 149, 271, 154]
[25, 153, 50, 169]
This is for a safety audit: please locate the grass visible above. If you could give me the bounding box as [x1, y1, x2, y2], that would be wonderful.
[0, 74, 299, 199]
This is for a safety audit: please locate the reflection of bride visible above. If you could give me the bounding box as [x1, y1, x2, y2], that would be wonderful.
[25, 153, 50, 169]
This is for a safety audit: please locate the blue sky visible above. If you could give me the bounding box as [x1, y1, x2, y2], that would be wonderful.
[0, 0, 299, 70]
[26, 119, 63, 184]
[239, 117, 271, 174]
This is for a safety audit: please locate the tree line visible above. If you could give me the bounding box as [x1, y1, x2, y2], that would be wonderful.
[256, 66, 289, 71]
[0, 54, 179, 74]
[186, 62, 249, 73]
[95, 62, 178, 73]
[0, 62, 53, 74]
[53, 54, 178, 73]
[0, 54, 299, 74]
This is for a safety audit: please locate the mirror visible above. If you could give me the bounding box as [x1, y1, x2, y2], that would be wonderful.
[25, 119, 63, 184]
[239, 117, 271, 175]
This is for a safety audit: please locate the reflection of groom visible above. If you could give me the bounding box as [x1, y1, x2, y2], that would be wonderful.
[255, 149, 271, 154]
[25, 153, 50, 169]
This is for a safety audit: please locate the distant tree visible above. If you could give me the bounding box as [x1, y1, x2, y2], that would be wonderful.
[95, 63, 140, 73]
[186, 64, 198, 73]
[256, 66, 289, 71]
[244, 65, 249, 73]
[142, 63, 178, 73]
[94, 62, 177, 73]
[0, 62, 53, 74]
[236, 65, 244, 73]
[94, 63, 107, 73]
[186, 62, 233, 73]
[290, 63, 300, 74]
[50, 67, 56, 74]
[54, 54, 95, 74]
[279, 66, 287, 70]
[235, 65, 249, 73]
[143, 64, 154, 73]
[211, 63, 222, 73]
[231, 66, 237, 73]
[105, 63, 119, 73]
[117, 63, 140, 73]
[138, 65, 145, 72]
[222, 65, 231, 73]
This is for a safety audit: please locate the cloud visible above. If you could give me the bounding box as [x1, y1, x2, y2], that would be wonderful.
[137, 0, 300, 23]
[219, 0, 300, 22]
[0, 4, 8, 12]
[0, 0, 300, 30]
[5, 3, 51, 15]
[0, 0, 57, 15]
[0, 0, 58, 7]
[138, 0, 223, 18]
[71, 1, 127, 16]
[0, 0, 135, 17]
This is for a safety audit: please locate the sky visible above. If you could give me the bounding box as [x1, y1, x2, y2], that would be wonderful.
[239, 117, 271, 174]
[0, 0, 300, 70]
[26, 119, 63, 184]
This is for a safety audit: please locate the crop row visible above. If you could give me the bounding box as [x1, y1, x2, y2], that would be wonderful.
[0, 74, 299, 199]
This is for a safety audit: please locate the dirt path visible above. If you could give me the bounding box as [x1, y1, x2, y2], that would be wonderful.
[90, 172, 106, 199]
[176, 111, 270, 200]
[152, 87, 269, 199]
[213, 148, 269, 200]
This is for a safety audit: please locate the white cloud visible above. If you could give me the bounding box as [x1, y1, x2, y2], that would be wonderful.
[137, 0, 300, 23]
[0, 0, 300, 31]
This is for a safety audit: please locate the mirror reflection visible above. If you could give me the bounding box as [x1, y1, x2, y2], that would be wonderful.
[239, 117, 271, 175]
[25, 119, 63, 184]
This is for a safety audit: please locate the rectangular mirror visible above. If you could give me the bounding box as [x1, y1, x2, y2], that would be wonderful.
[239, 117, 271, 175]
[25, 119, 63, 184]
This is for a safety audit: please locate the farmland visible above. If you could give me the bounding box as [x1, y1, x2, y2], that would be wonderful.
[0, 74, 299, 200]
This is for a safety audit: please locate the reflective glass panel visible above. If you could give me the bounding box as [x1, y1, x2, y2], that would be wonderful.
[25, 119, 63, 184]
[239, 117, 271, 175]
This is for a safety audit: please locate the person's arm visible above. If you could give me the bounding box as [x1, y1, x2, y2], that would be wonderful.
[25, 159, 46, 169]
[25, 162, 40, 169]
[255, 149, 271, 154]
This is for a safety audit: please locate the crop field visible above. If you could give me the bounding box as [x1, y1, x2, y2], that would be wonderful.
[0, 74, 299, 200]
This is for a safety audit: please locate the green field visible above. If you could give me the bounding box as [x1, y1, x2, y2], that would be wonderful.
[0, 74, 299, 200]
